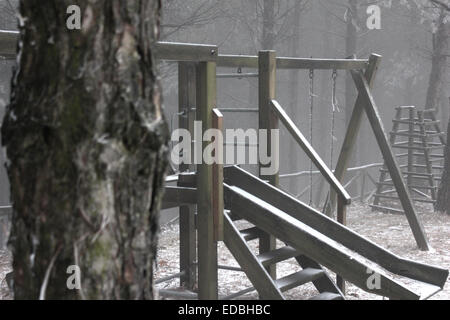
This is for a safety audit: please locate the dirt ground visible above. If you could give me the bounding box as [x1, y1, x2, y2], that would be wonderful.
[1, 202, 449, 300]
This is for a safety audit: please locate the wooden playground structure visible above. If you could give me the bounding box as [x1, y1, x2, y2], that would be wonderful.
[0, 32, 448, 300]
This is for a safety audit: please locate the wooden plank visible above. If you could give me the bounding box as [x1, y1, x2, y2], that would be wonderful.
[162, 186, 197, 209]
[258, 50, 278, 279]
[240, 227, 265, 242]
[276, 57, 369, 70]
[257, 246, 300, 267]
[225, 184, 421, 300]
[326, 54, 382, 216]
[223, 213, 284, 300]
[351, 70, 429, 251]
[217, 54, 259, 68]
[0, 206, 12, 217]
[369, 204, 404, 215]
[294, 255, 344, 296]
[196, 61, 218, 299]
[212, 109, 224, 241]
[270, 99, 351, 204]
[336, 196, 347, 293]
[275, 269, 325, 292]
[155, 41, 217, 62]
[417, 111, 437, 200]
[178, 62, 197, 290]
[217, 54, 369, 70]
[0, 30, 18, 59]
[223, 165, 449, 287]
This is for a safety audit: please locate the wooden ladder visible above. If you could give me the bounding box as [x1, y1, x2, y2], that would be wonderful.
[222, 212, 344, 300]
[371, 106, 445, 213]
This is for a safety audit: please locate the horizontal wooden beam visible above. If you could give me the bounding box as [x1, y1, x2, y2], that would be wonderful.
[277, 57, 369, 70]
[223, 165, 449, 288]
[0, 30, 18, 59]
[0, 206, 12, 217]
[270, 99, 351, 204]
[0, 33, 372, 70]
[217, 54, 258, 68]
[161, 186, 197, 209]
[224, 184, 421, 300]
[217, 52, 369, 70]
[155, 41, 218, 62]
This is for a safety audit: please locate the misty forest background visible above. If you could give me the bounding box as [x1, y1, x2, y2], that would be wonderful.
[0, 0, 449, 210]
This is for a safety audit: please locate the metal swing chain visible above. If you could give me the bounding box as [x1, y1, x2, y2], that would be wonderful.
[330, 69, 339, 170]
[309, 69, 314, 206]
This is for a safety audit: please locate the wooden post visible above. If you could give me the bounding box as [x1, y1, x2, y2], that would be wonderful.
[212, 109, 224, 241]
[196, 60, 218, 299]
[258, 50, 278, 279]
[417, 111, 437, 200]
[326, 54, 382, 217]
[336, 196, 347, 293]
[351, 70, 429, 251]
[178, 62, 197, 290]
[372, 108, 402, 208]
[407, 108, 414, 188]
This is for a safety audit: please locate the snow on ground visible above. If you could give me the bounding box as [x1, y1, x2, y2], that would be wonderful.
[0, 202, 449, 300]
[154, 202, 450, 300]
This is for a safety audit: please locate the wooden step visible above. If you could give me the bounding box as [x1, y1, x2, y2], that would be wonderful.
[275, 268, 325, 292]
[377, 182, 436, 190]
[309, 292, 344, 300]
[240, 227, 264, 241]
[258, 246, 301, 267]
[370, 204, 404, 214]
[373, 194, 435, 203]
[379, 169, 435, 177]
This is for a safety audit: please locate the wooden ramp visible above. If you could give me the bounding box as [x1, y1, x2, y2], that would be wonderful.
[223, 166, 448, 300]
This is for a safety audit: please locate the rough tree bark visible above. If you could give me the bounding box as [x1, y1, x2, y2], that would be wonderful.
[436, 98, 450, 214]
[1, 0, 168, 299]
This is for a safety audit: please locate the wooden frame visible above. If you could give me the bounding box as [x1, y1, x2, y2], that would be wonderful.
[196, 60, 219, 300]
[258, 51, 278, 279]
[212, 109, 224, 241]
[0, 30, 18, 59]
[178, 62, 197, 290]
[350, 70, 429, 251]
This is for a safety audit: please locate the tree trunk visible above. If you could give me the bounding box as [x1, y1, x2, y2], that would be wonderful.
[261, 0, 275, 50]
[288, 3, 301, 194]
[1, 0, 168, 300]
[424, 10, 449, 113]
[345, 0, 359, 193]
[436, 98, 450, 214]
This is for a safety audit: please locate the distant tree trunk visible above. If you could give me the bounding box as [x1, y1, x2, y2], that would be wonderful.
[261, 0, 275, 50]
[345, 0, 359, 193]
[345, 0, 358, 126]
[424, 10, 449, 112]
[288, 3, 301, 194]
[436, 98, 450, 214]
[2, 0, 168, 300]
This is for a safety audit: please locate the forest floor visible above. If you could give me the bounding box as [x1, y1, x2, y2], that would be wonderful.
[154, 202, 450, 300]
[0, 202, 449, 300]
